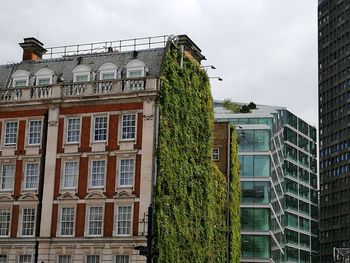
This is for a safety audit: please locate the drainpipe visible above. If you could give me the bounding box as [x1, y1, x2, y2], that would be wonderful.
[34, 111, 48, 263]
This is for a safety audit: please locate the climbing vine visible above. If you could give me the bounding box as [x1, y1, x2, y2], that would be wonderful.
[154, 46, 240, 262]
[230, 127, 241, 262]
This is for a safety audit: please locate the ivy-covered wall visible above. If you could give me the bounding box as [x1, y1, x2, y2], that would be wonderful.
[230, 127, 241, 262]
[154, 45, 240, 262]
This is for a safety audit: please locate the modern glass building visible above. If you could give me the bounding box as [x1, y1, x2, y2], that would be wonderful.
[214, 103, 319, 262]
[318, 0, 350, 261]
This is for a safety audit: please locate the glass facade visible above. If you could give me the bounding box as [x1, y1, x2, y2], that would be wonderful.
[214, 104, 319, 263]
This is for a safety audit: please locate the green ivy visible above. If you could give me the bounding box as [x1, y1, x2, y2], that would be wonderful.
[230, 127, 241, 262]
[154, 46, 241, 262]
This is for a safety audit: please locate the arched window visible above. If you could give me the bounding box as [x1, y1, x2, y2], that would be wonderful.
[98, 62, 117, 80]
[35, 68, 54, 86]
[72, 65, 91, 83]
[12, 70, 30, 87]
[126, 59, 145, 78]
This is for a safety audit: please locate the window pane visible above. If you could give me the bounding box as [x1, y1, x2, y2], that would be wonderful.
[76, 75, 89, 82]
[5, 121, 17, 145]
[21, 208, 35, 236]
[0, 255, 7, 263]
[241, 208, 269, 231]
[102, 72, 115, 80]
[0, 209, 11, 236]
[254, 156, 270, 176]
[119, 159, 134, 187]
[241, 182, 269, 204]
[61, 207, 75, 236]
[88, 207, 103, 236]
[1, 164, 14, 190]
[254, 130, 269, 151]
[28, 120, 42, 145]
[14, 79, 27, 87]
[94, 116, 107, 141]
[241, 235, 270, 258]
[63, 161, 78, 189]
[117, 206, 132, 235]
[128, 70, 142, 78]
[116, 255, 129, 263]
[19, 255, 32, 263]
[90, 160, 105, 188]
[121, 114, 136, 140]
[86, 255, 100, 263]
[58, 255, 71, 263]
[25, 163, 39, 189]
[38, 78, 50, 85]
[67, 117, 80, 143]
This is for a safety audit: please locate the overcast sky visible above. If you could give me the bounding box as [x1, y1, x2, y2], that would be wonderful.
[0, 0, 318, 126]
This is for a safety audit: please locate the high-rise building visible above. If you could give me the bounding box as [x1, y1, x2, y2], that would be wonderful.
[214, 102, 319, 262]
[0, 35, 209, 263]
[318, 0, 350, 261]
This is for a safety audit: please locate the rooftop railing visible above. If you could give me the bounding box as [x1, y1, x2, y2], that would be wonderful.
[43, 35, 170, 59]
[0, 77, 158, 102]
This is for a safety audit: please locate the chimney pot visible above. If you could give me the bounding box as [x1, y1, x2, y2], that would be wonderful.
[19, 37, 47, 61]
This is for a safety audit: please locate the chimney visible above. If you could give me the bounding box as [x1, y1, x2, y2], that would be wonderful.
[19, 37, 47, 61]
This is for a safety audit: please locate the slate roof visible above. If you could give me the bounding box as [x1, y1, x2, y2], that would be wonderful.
[0, 47, 166, 89]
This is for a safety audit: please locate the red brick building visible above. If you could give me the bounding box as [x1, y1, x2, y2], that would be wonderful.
[0, 35, 204, 263]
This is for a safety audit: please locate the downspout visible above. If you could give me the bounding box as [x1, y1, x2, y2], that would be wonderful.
[226, 124, 231, 263]
[34, 111, 48, 263]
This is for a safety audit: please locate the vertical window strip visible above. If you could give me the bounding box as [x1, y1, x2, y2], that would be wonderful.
[58, 255, 71, 263]
[116, 255, 129, 263]
[28, 120, 42, 145]
[18, 255, 32, 263]
[0, 209, 11, 236]
[117, 206, 132, 235]
[121, 114, 136, 140]
[88, 207, 103, 236]
[90, 160, 105, 188]
[86, 255, 100, 263]
[21, 208, 35, 236]
[63, 161, 78, 189]
[24, 163, 39, 190]
[0, 164, 14, 190]
[60, 207, 75, 236]
[67, 117, 80, 143]
[119, 159, 134, 187]
[94, 116, 107, 141]
[5, 121, 17, 145]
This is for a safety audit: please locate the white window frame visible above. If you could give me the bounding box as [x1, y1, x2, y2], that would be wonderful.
[115, 255, 129, 263]
[62, 161, 78, 190]
[120, 113, 136, 140]
[23, 162, 39, 190]
[66, 117, 81, 144]
[35, 68, 54, 86]
[57, 255, 71, 263]
[0, 208, 11, 237]
[73, 65, 91, 83]
[93, 115, 108, 142]
[0, 164, 14, 191]
[118, 158, 135, 188]
[4, 120, 18, 146]
[126, 59, 145, 78]
[114, 205, 132, 236]
[89, 160, 106, 189]
[86, 206, 104, 237]
[27, 119, 42, 145]
[59, 207, 75, 237]
[20, 207, 36, 237]
[18, 255, 32, 263]
[212, 148, 220, 161]
[99, 62, 117, 80]
[12, 70, 30, 88]
[86, 255, 100, 263]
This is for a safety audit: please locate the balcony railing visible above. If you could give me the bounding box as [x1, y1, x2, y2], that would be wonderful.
[0, 77, 158, 103]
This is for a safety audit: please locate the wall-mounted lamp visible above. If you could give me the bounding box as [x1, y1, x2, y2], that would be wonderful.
[209, 77, 223, 81]
[202, 65, 216, 69]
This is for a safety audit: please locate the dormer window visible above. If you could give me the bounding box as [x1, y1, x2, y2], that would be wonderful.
[12, 70, 30, 87]
[72, 65, 91, 83]
[35, 68, 54, 86]
[98, 62, 117, 80]
[126, 60, 145, 78]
